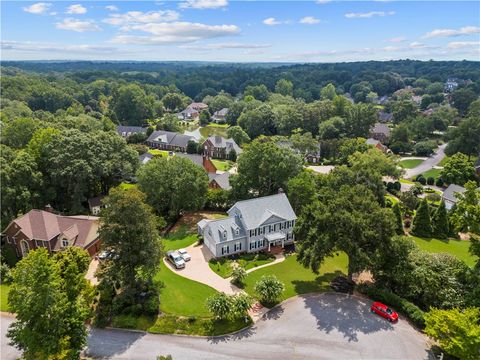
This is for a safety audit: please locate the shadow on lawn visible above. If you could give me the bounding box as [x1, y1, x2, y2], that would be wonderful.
[291, 270, 344, 294]
[302, 293, 394, 343]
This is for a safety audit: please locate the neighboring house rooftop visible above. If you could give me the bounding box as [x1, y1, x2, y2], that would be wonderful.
[209, 172, 232, 190]
[139, 152, 154, 165]
[378, 111, 393, 122]
[188, 102, 208, 110]
[88, 196, 105, 209]
[366, 138, 381, 146]
[5, 210, 99, 249]
[207, 136, 242, 154]
[371, 123, 391, 137]
[176, 153, 204, 168]
[147, 130, 195, 148]
[214, 108, 229, 116]
[442, 184, 466, 204]
[116, 126, 147, 136]
[228, 193, 297, 230]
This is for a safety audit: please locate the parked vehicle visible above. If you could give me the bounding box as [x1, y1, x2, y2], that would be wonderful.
[177, 248, 191, 261]
[370, 302, 399, 322]
[97, 249, 118, 261]
[166, 250, 186, 269]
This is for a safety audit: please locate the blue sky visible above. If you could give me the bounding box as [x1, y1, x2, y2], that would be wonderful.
[1, 1, 479, 62]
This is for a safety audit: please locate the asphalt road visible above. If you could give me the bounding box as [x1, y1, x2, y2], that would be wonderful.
[1, 293, 431, 360]
[404, 143, 447, 179]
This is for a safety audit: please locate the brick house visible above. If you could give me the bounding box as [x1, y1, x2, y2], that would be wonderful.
[1, 209, 101, 258]
[145, 130, 196, 153]
[203, 136, 242, 160]
[176, 153, 217, 174]
[370, 123, 391, 143]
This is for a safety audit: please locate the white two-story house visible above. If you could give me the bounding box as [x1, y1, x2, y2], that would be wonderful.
[197, 193, 297, 258]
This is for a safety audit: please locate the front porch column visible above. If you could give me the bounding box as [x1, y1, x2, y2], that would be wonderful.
[268, 241, 271, 251]
[281, 239, 284, 248]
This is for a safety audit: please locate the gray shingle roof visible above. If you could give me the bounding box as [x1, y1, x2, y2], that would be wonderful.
[442, 184, 466, 203]
[88, 196, 105, 208]
[214, 108, 229, 116]
[228, 193, 296, 230]
[147, 130, 195, 148]
[205, 217, 246, 243]
[371, 123, 391, 136]
[210, 172, 231, 190]
[176, 153, 204, 168]
[139, 153, 153, 164]
[207, 136, 242, 154]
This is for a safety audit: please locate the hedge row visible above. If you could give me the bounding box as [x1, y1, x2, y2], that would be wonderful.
[359, 286, 425, 329]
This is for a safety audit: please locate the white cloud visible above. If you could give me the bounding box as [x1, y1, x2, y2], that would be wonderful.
[263, 17, 282, 26]
[66, 4, 87, 15]
[22, 2, 52, 14]
[179, 0, 228, 9]
[105, 5, 119, 12]
[111, 22, 239, 45]
[180, 42, 271, 51]
[103, 10, 179, 25]
[387, 36, 406, 43]
[423, 26, 480, 39]
[1, 40, 116, 53]
[55, 18, 102, 32]
[300, 16, 321, 25]
[447, 41, 479, 49]
[345, 11, 395, 19]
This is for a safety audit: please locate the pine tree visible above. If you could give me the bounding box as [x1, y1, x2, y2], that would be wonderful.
[412, 198, 432, 238]
[433, 200, 449, 239]
[392, 203, 404, 235]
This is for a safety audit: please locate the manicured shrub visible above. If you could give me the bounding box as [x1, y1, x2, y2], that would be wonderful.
[435, 178, 444, 187]
[360, 286, 425, 328]
[231, 266, 247, 286]
[432, 200, 449, 239]
[392, 203, 404, 235]
[417, 176, 426, 185]
[254, 275, 285, 306]
[426, 177, 435, 185]
[393, 181, 401, 191]
[412, 198, 432, 237]
[206, 292, 232, 320]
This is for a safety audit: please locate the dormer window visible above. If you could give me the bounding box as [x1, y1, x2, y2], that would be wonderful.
[61, 239, 69, 248]
[235, 228, 239, 235]
[223, 230, 227, 239]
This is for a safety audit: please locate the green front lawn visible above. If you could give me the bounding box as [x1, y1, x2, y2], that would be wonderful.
[162, 225, 199, 252]
[437, 156, 449, 167]
[209, 253, 276, 278]
[243, 253, 348, 302]
[212, 159, 232, 171]
[398, 159, 424, 169]
[411, 236, 476, 267]
[148, 149, 169, 157]
[400, 179, 415, 185]
[154, 261, 216, 317]
[1, 284, 10, 312]
[418, 168, 442, 180]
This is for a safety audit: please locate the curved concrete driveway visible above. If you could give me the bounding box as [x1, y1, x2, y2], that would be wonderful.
[404, 143, 447, 179]
[0, 293, 431, 359]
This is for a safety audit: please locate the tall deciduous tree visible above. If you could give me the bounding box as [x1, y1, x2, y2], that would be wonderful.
[287, 170, 317, 215]
[99, 187, 161, 289]
[440, 152, 475, 185]
[295, 185, 395, 280]
[227, 126, 250, 145]
[137, 156, 208, 218]
[231, 139, 303, 198]
[424, 307, 480, 360]
[111, 84, 155, 125]
[8, 248, 92, 360]
[449, 181, 480, 234]
[412, 199, 432, 238]
[445, 116, 480, 159]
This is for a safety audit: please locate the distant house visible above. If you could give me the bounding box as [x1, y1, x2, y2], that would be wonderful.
[208, 172, 232, 190]
[177, 107, 199, 121]
[211, 108, 229, 123]
[203, 136, 242, 160]
[176, 153, 217, 173]
[116, 126, 148, 138]
[442, 184, 466, 210]
[370, 122, 391, 143]
[373, 95, 389, 105]
[188, 102, 209, 112]
[378, 111, 393, 123]
[445, 78, 459, 93]
[277, 140, 321, 164]
[1, 209, 101, 258]
[366, 138, 389, 153]
[198, 193, 297, 258]
[146, 130, 195, 153]
[88, 196, 106, 216]
[139, 152, 154, 165]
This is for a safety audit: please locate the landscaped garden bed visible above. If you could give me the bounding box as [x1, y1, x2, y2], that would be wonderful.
[208, 253, 276, 278]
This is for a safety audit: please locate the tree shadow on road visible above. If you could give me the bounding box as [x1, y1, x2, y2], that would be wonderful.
[85, 327, 146, 358]
[302, 293, 394, 343]
[206, 325, 256, 344]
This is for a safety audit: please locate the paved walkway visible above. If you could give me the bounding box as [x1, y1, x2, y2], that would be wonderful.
[244, 254, 285, 274]
[85, 258, 99, 286]
[404, 143, 447, 179]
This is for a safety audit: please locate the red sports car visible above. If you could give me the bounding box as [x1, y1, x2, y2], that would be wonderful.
[370, 302, 399, 322]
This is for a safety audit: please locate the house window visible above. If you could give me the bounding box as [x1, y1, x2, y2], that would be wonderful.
[235, 228, 239, 235]
[223, 230, 227, 239]
[269, 225, 272, 232]
[5, 236, 10, 244]
[234, 242, 241, 251]
[221, 245, 229, 255]
[11, 236, 16, 244]
[62, 239, 69, 248]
